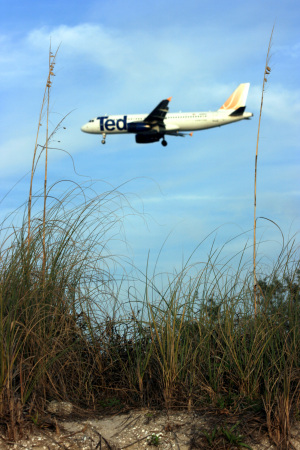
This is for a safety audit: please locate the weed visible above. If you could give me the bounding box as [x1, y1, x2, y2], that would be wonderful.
[203, 425, 218, 446]
[30, 412, 39, 426]
[144, 412, 154, 424]
[202, 423, 252, 449]
[148, 433, 161, 446]
[221, 424, 252, 449]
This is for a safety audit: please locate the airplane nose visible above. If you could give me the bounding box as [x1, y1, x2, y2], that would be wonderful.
[81, 123, 88, 132]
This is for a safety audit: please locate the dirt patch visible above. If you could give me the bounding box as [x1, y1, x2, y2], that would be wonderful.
[2, 409, 300, 449]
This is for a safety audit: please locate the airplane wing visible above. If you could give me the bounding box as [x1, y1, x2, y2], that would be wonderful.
[144, 98, 172, 126]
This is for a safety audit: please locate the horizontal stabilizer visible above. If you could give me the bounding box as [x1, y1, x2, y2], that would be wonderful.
[229, 106, 246, 116]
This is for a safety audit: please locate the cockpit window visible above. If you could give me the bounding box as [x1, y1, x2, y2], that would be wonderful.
[89, 119, 95, 123]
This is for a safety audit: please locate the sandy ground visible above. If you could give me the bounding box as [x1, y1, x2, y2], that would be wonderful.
[1, 409, 300, 449]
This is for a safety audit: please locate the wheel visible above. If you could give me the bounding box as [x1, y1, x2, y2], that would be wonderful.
[101, 139, 106, 144]
[162, 139, 168, 147]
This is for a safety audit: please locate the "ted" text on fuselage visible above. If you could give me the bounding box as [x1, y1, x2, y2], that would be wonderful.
[98, 116, 128, 132]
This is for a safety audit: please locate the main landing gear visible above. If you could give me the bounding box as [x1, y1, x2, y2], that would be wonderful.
[101, 133, 106, 144]
[161, 138, 168, 147]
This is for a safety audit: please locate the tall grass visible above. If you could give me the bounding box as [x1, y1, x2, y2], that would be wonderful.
[0, 179, 134, 439]
[0, 43, 299, 450]
[1, 205, 299, 442]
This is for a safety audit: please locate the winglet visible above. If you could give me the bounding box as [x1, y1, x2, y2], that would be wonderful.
[167, 97, 172, 102]
[189, 133, 193, 137]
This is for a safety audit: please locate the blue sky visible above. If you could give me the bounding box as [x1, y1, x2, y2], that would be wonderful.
[0, 0, 299, 278]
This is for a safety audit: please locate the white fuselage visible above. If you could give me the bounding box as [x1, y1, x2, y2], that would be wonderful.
[81, 110, 253, 135]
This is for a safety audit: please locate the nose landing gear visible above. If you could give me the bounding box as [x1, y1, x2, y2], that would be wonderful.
[101, 133, 106, 144]
[161, 138, 168, 147]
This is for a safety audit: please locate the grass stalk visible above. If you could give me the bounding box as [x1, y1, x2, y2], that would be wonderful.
[253, 26, 274, 316]
[28, 45, 59, 252]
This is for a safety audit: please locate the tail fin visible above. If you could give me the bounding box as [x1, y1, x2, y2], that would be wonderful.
[218, 83, 250, 113]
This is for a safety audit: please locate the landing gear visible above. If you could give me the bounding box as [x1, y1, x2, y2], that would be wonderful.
[161, 139, 168, 147]
[101, 133, 106, 144]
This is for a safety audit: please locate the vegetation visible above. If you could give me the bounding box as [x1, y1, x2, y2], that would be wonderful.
[148, 433, 161, 446]
[1, 39, 299, 450]
[1, 201, 299, 447]
[202, 423, 252, 449]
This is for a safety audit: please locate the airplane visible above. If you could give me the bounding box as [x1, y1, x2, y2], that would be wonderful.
[81, 83, 253, 146]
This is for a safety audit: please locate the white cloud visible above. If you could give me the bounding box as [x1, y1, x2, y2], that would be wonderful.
[0, 23, 272, 99]
[247, 83, 300, 127]
[1, 23, 299, 116]
[27, 24, 132, 72]
[141, 194, 251, 204]
[264, 86, 300, 125]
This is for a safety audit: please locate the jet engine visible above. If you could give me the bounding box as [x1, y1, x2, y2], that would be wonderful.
[135, 134, 161, 144]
